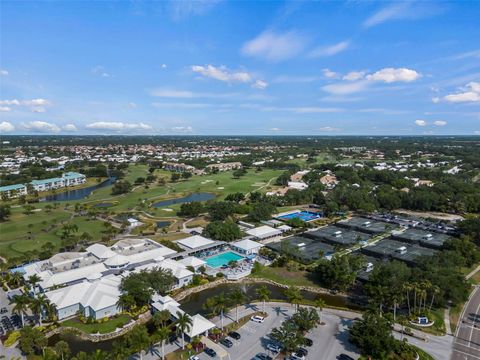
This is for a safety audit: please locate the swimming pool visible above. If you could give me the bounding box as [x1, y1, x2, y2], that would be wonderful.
[205, 251, 245, 269]
[276, 210, 322, 222]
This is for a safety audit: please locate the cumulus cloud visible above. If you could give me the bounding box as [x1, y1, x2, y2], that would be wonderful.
[0, 69, 8, 76]
[0, 98, 51, 112]
[343, 71, 366, 81]
[241, 30, 307, 62]
[22, 121, 61, 133]
[415, 120, 427, 126]
[309, 40, 350, 58]
[366, 68, 421, 83]
[0, 106, 11, 112]
[433, 120, 447, 126]
[251, 80, 268, 90]
[171, 126, 194, 133]
[0, 121, 15, 133]
[442, 82, 480, 103]
[191, 64, 252, 83]
[318, 126, 340, 132]
[62, 124, 78, 132]
[86, 122, 153, 131]
[322, 69, 338, 79]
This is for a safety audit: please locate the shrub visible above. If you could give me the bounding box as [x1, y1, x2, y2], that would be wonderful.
[4, 331, 21, 347]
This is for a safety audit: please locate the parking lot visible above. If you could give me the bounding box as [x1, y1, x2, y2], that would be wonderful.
[195, 303, 359, 360]
[0, 288, 36, 338]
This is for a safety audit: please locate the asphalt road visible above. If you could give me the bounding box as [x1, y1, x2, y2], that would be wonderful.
[453, 286, 480, 360]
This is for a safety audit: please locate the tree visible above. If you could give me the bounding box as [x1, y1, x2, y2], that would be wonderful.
[126, 326, 150, 360]
[54, 340, 70, 360]
[155, 326, 170, 360]
[181, 172, 192, 179]
[314, 298, 326, 324]
[178, 202, 205, 217]
[170, 173, 181, 182]
[270, 320, 305, 355]
[349, 311, 397, 359]
[175, 311, 193, 350]
[111, 180, 132, 195]
[225, 192, 245, 202]
[284, 287, 303, 312]
[315, 255, 364, 291]
[152, 310, 171, 328]
[256, 285, 271, 314]
[229, 288, 245, 323]
[28, 274, 42, 295]
[204, 292, 228, 330]
[249, 202, 276, 222]
[29, 295, 48, 326]
[0, 204, 11, 221]
[208, 201, 236, 221]
[116, 294, 136, 312]
[203, 220, 242, 241]
[291, 307, 320, 332]
[18, 326, 47, 355]
[11, 294, 30, 327]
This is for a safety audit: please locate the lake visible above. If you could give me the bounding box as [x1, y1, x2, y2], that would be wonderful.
[152, 192, 215, 208]
[40, 177, 115, 202]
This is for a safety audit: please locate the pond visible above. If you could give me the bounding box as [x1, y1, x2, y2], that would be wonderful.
[156, 221, 171, 228]
[47, 282, 362, 354]
[40, 177, 115, 202]
[152, 192, 215, 208]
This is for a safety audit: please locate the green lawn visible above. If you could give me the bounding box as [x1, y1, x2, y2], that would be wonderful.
[61, 314, 132, 334]
[250, 265, 318, 287]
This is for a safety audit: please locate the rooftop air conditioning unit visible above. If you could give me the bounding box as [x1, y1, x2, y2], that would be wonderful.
[423, 233, 433, 239]
[396, 246, 407, 254]
[363, 221, 371, 227]
[334, 230, 342, 237]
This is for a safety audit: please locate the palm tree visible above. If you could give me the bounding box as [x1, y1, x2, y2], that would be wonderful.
[429, 285, 440, 311]
[54, 340, 70, 360]
[256, 285, 271, 315]
[284, 287, 302, 313]
[205, 293, 228, 330]
[314, 298, 326, 324]
[29, 295, 47, 325]
[116, 294, 135, 313]
[28, 274, 41, 295]
[175, 311, 192, 350]
[229, 288, 245, 323]
[152, 310, 171, 328]
[403, 282, 413, 316]
[44, 300, 57, 322]
[11, 294, 30, 327]
[155, 326, 170, 360]
[10, 271, 24, 288]
[127, 326, 150, 360]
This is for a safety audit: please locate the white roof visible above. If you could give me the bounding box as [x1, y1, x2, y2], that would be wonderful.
[45, 275, 121, 311]
[187, 314, 216, 338]
[246, 225, 282, 239]
[86, 243, 116, 259]
[232, 239, 263, 251]
[177, 235, 214, 250]
[124, 246, 176, 265]
[157, 259, 193, 280]
[178, 256, 206, 268]
[39, 263, 108, 289]
[104, 254, 130, 267]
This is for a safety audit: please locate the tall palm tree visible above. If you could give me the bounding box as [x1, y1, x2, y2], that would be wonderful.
[256, 285, 271, 315]
[29, 295, 47, 325]
[155, 326, 171, 360]
[429, 285, 440, 311]
[314, 298, 326, 324]
[229, 288, 245, 323]
[205, 293, 228, 330]
[10, 272, 24, 289]
[116, 294, 135, 313]
[11, 294, 30, 327]
[54, 340, 70, 360]
[127, 326, 150, 360]
[175, 311, 192, 350]
[152, 310, 172, 329]
[28, 274, 41, 295]
[284, 287, 302, 313]
[403, 282, 413, 316]
[44, 300, 57, 322]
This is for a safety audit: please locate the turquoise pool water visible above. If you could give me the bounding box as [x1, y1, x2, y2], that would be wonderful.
[205, 251, 245, 269]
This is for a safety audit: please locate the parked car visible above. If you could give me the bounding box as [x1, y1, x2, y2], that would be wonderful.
[338, 354, 355, 360]
[204, 348, 217, 357]
[266, 343, 281, 353]
[220, 338, 233, 348]
[289, 352, 306, 360]
[188, 356, 200, 360]
[303, 338, 313, 347]
[253, 353, 272, 360]
[228, 331, 241, 340]
[251, 315, 265, 323]
[296, 347, 308, 357]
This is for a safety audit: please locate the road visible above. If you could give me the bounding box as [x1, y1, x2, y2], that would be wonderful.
[453, 286, 480, 360]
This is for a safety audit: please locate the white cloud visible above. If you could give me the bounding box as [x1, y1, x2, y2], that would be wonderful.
[363, 2, 441, 28]
[252, 80, 268, 90]
[0, 106, 11, 112]
[161, 64, 167, 69]
[0, 69, 8, 76]
[318, 126, 340, 132]
[91, 65, 111, 78]
[86, 122, 152, 131]
[191, 64, 252, 83]
[415, 120, 427, 127]
[150, 88, 236, 99]
[322, 69, 338, 79]
[432, 97, 440, 104]
[0, 98, 51, 112]
[241, 30, 307, 62]
[62, 124, 78, 132]
[171, 126, 194, 133]
[269, 127, 281, 132]
[433, 120, 447, 126]
[322, 80, 370, 95]
[343, 71, 366, 81]
[0, 100, 21, 106]
[128, 102, 137, 108]
[442, 82, 480, 103]
[309, 40, 350, 58]
[22, 121, 61, 133]
[366, 68, 421, 83]
[0, 121, 15, 133]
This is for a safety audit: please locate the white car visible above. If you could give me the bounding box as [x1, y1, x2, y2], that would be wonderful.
[266, 343, 281, 353]
[251, 315, 265, 323]
[188, 356, 200, 360]
[289, 353, 306, 360]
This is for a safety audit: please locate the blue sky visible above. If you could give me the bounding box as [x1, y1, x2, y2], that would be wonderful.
[1, 0, 479, 135]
